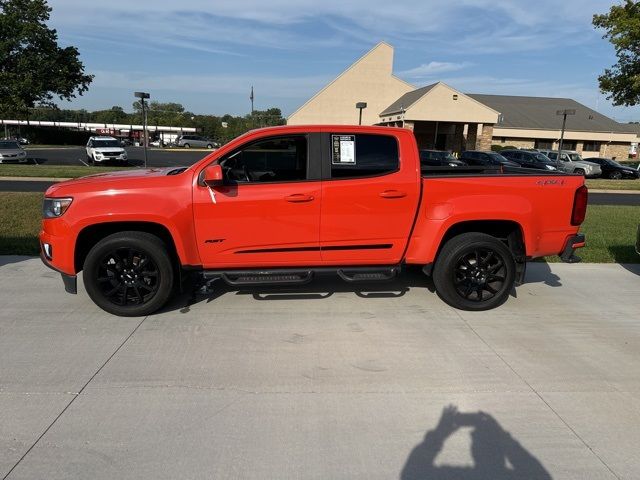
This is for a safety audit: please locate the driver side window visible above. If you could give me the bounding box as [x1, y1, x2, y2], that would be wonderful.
[220, 135, 308, 183]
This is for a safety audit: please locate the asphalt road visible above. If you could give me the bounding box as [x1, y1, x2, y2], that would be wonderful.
[24, 146, 208, 167]
[2, 258, 640, 479]
[0, 178, 638, 206]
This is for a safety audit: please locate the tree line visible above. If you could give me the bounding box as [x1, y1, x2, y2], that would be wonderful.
[22, 103, 286, 143]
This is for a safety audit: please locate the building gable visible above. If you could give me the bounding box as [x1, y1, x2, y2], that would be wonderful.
[287, 42, 414, 126]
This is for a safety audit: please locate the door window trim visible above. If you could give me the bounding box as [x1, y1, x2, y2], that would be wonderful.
[199, 133, 322, 186]
[320, 132, 401, 181]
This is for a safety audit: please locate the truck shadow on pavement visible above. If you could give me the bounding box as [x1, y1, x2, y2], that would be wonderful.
[167, 266, 435, 314]
[401, 405, 553, 480]
[524, 261, 562, 287]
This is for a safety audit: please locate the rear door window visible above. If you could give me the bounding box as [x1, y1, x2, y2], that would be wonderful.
[329, 134, 399, 179]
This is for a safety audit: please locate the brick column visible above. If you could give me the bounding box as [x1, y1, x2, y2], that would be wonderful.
[466, 123, 478, 150]
[478, 124, 494, 151]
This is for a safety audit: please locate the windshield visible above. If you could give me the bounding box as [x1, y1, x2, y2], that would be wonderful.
[488, 153, 510, 163]
[420, 150, 456, 161]
[0, 141, 20, 149]
[604, 158, 623, 167]
[534, 153, 553, 163]
[93, 140, 121, 148]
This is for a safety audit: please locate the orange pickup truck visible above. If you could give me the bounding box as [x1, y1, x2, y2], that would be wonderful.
[40, 125, 587, 316]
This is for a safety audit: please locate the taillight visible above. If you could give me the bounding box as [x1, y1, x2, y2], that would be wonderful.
[571, 185, 588, 226]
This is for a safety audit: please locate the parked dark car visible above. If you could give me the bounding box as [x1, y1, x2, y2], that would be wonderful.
[419, 150, 466, 168]
[582, 157, 640, 180]
[460, 150, 520, 167]
[500, 150, 558, 171]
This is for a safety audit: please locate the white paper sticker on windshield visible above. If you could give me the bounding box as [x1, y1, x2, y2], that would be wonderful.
[332, 135, 356, 164]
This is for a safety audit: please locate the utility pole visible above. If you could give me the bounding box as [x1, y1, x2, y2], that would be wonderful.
[135, 91, 151, 167]
[556, 109, 575, 160]
[250, 86, 254, 115]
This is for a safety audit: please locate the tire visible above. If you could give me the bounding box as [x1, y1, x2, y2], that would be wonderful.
[83, 231, 175, 317]
[207, 144, 213, 149]
[433, 232, 516, 311]
[609, 171, 623, 180]
[184, 143, 190, 149]
[87, 155, 94, 165]
[574, 168, 585, 176]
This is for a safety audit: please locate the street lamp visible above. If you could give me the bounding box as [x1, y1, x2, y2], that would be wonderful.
[356, 102, 367, 125]
[134, 91, 150, 167]
[556, 109, 576, 160]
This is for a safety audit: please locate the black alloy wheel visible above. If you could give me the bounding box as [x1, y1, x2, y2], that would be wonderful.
[609, 171, 623, 180]
[83, 231, 174, 316]
[452, 248, 507, 303]
[96, 247, 160, 306]
[433, 232, 516, 311]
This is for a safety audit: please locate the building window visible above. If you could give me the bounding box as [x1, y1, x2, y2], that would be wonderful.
[534, 139, 554, 150]
[583, 141, 601, 152]
[500, 137, 506, 143]
[561, 141, 577, 151]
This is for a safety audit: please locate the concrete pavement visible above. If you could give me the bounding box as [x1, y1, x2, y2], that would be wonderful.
[1, 257, 640, 479]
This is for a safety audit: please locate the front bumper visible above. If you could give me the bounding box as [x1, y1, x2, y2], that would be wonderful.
[559, 234, 586, 263]
[40, 248, 77, 294]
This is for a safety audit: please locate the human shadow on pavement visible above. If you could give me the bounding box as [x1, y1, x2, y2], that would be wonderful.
[524, 261, 562, 287]
[401, 405, 552, 480]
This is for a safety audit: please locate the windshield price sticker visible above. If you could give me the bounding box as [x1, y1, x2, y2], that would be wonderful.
[332, 135, 356, 164]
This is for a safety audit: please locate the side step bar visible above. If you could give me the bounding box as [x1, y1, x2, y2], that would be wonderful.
[202, 265, 400, 287]
[337, 266, 399, 282]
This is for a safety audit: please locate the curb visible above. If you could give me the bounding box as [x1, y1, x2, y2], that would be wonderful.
[589, 189, 640, 194]
[0, 176, 70, 182]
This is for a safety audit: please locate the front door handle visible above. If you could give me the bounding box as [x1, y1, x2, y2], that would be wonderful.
[285, 194, 315, 203]
[379, 190, 407, 199]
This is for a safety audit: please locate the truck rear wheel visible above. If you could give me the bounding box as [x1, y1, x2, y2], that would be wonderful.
[433, 232, 515, 311]
[83, 231, 175, 317]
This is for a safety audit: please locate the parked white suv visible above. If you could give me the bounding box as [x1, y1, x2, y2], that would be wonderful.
[86, 136, 127, 164]
[538, 149, 601, 178]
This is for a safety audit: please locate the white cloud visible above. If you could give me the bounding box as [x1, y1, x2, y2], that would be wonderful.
[48, 0, 610, 54]
[400, 62, 471, 78]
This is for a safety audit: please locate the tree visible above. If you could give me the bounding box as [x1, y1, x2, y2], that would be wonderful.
[593, 0, 640, 106]
[0, 0, 93, 117]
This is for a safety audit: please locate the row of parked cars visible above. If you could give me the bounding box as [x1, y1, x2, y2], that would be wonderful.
[419, 148, 640, 179]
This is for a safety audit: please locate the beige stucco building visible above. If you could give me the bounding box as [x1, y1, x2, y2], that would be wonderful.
[288, 42, 637, 159]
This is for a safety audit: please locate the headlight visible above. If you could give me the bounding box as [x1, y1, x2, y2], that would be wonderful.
[545, 164, 556, 170]
[43, 198, 73, 218]
[448, 162, 459, 167]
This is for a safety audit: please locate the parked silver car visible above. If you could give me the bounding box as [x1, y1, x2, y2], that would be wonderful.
[175, 135, 216, 149]
[539, 149, 601, 178]
[0, 140, 28, 163]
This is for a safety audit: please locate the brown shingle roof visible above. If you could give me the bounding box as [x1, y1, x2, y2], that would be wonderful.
[467, 94, 636, 133]
[379, 83, 438, 116]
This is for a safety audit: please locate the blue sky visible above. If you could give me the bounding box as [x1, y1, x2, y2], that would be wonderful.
[48, 0, 639, 123]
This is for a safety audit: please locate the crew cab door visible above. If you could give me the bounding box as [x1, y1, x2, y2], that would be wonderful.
[193, 133, 322, 268]
[319, 130, 420, 264]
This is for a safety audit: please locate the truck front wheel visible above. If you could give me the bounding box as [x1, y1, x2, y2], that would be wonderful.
[433, 232, 516, 311]
[83, 231, 175, 316]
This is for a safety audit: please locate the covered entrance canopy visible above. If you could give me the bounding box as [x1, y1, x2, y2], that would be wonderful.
[377, 82, 500, 154]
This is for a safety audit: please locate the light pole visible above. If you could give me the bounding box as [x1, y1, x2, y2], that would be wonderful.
[356, 102, 367, 125]
[556, 109, 575, 160]
[135, 91, 150, 167]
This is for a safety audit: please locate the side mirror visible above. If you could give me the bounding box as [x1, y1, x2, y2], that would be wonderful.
[203, 164, 224, 187]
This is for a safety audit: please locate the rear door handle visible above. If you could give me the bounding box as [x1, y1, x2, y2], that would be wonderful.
[285, 194, 315, 203]
[379, 190, 407, 199]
